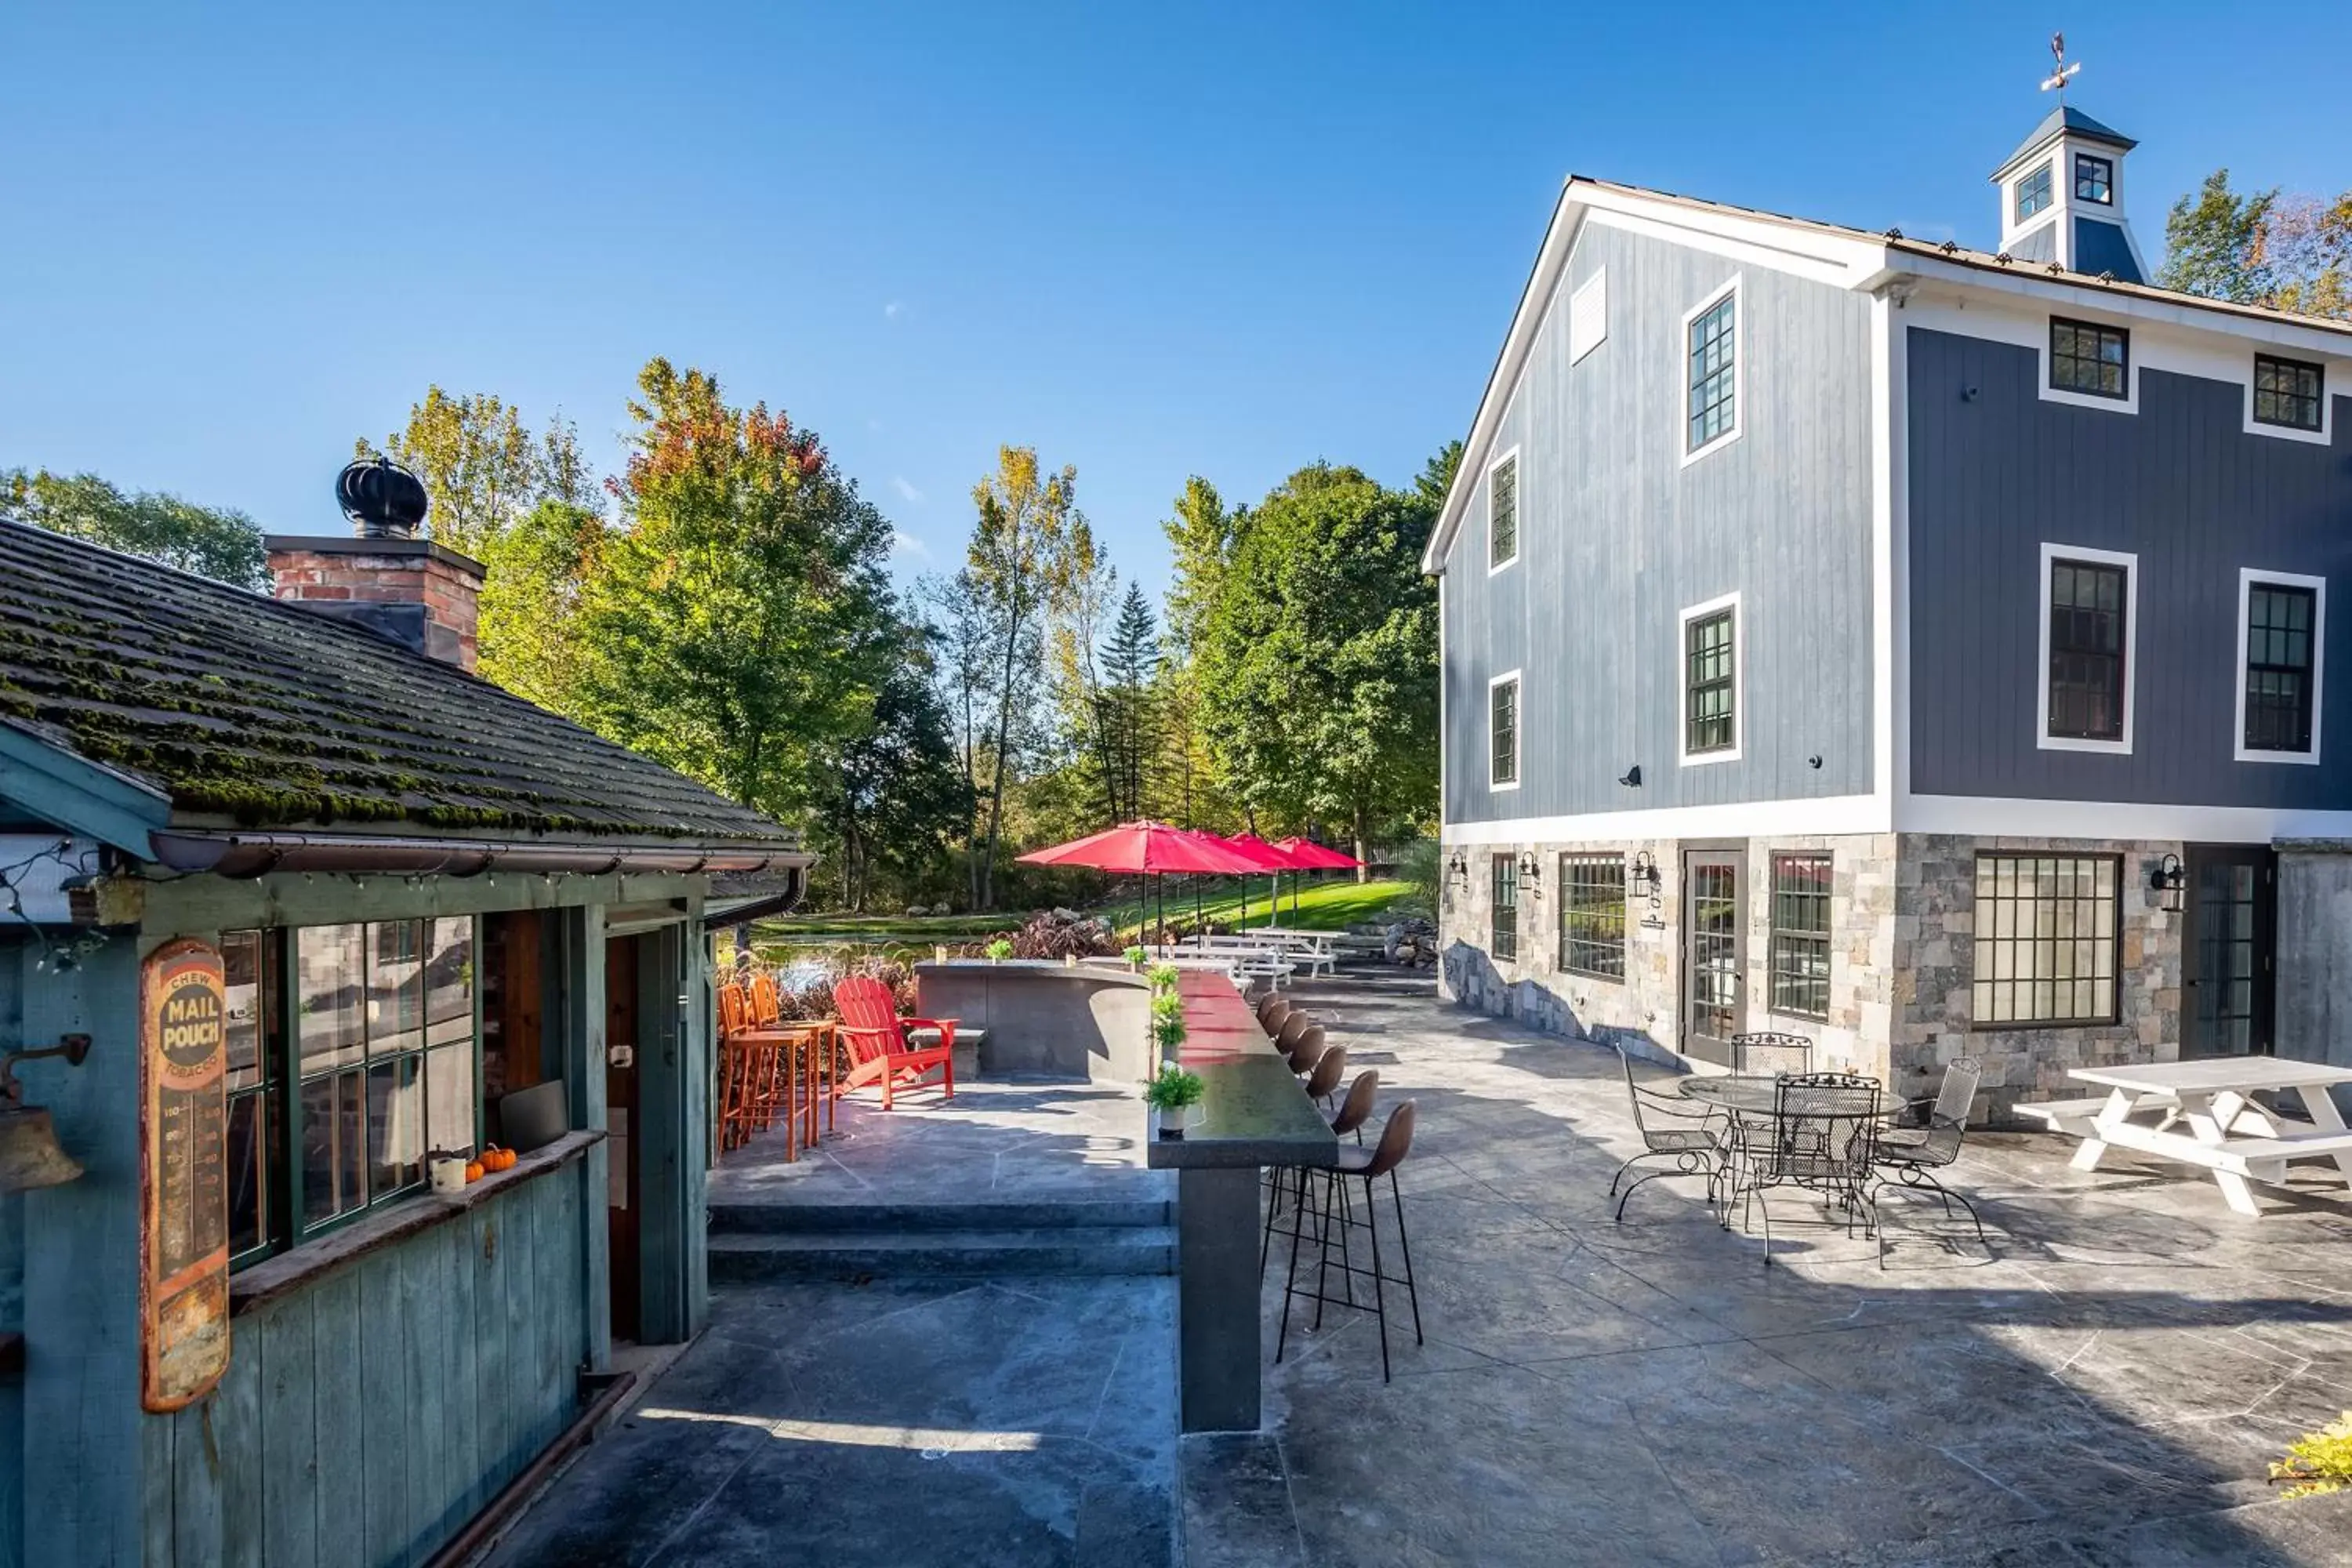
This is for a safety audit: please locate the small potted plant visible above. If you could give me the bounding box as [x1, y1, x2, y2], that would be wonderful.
[1151, 1000, 1187, 1066]
[1123, 943, 1148, 972]
[1145, 1065, 1206, 1140]
[985, 938, 1014, 964]
[1148, 962, 1180, 993]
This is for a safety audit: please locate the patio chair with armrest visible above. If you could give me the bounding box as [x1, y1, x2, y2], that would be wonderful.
[1731, 1032, 1813, 1076]
[1609, 1047, 1728, 1222]
[1869, 1058, 1989, 1261]
[1730, 1073, 1880, 1266]
[830, 975, 956, 1110]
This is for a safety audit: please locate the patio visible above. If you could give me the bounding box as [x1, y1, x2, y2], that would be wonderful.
[1189, 974, 2352, 1566]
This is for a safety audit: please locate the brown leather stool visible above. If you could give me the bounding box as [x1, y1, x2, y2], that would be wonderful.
[1277, 1102, 1424, 1382]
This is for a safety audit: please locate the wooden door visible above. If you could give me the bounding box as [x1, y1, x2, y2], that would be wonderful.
[604, 934, 643, 1341]
[1680, 849, 1745, 1067]
[2182, 845, 2275, 1059]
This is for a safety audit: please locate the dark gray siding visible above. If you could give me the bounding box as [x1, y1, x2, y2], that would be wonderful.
[2072, 217, 2143, 283]
[1441, 219, 1877, 824]
[1908, 325, 2352, 805]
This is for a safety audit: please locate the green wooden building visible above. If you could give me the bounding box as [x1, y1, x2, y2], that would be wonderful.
[0, 512, 807, 1566]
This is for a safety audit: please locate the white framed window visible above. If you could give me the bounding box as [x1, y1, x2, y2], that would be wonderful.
[2245, 354, 2332, 446]
[1488, 670, 1521, 790]
[1680, 278, 1742, 464]
[1486, 446, 1520, 573]
[2038, 314, 2140, 415]
[2037, 543, 2136, 755]
[2235, 568, 2326, 765]
[1570, 269, 1608, 364]
[1678, 592, 1740, 764]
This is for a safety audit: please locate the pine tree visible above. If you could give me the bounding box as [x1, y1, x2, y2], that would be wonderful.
[1101, 583, 1160, 820]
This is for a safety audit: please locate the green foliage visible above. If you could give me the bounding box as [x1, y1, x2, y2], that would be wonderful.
[985, 938, 1015, 961]
[804, 637, 971, 911]
[568, 358, 898, 823]
[1149, 989, 1185, 1022]
[2272, 1411, 2352, 1497]
[1099, 582, 1160, 822]
[1148, 962, 1181, 991]
[1151, 1011, 1189, 1053]
[2162, 169, 2352, 320]
[1107, 877, 1415, 936]
[2, 468, 267, 590]
[1392, 833, 1440, 917]
[364, 387, 591, 557]
[1123, 944, 1148, 965]
[474, 499, 605, 710]
[1145, 1065, 1204, 1111]
[1189, 461, 1440, 857]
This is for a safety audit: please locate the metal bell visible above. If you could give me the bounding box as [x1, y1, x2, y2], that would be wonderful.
[0, 1105, 85, 1192]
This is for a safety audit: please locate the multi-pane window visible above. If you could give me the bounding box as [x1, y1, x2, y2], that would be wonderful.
[1490, 855, 1519, 964]
[1490, 674, 1520, 788]
[2245, 582, 2318, 753]
[1489, 452, 1519, 569]
[1559, 852, 1626, 980]
[2074, 154, 2112, 204]
[2254, 354, 2325, 433]
[1971, 855, 2120, 1026]
[1768, 855, 1832, 1021]
[1686, 291, 1737, 452]
[2047, 557, 2129, 742]
[1685, 608, 1736, 756]
[2050, 318, 2129, 399]
[2015, 162, 2053, 221]
[232, 919, 480, 1265]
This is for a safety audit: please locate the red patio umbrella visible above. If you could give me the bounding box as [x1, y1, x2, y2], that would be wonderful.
[1220, 833, 1304, 929]
[1018, 822, 1265, 946]
[1273, 837, 1362, 918]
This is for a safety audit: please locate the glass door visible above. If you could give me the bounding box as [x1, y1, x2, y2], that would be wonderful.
[2182, 846, 2274, 1058]
[1680, 848, 1745, 1067]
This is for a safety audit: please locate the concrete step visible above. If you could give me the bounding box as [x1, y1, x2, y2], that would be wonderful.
[708, 1196, 1172, 1235]
[708, 1225, 1178, 1282]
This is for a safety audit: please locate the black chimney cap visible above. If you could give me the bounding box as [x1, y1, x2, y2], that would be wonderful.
[336, 456, 430, 540]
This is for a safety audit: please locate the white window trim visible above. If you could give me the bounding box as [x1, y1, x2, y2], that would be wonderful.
[2039, 314, 2140, 416]
[1677, 592, 1742, 766]
[2013, 159, 2056, 224]
[2242, 354, 2334, 447]
[1486, 445, 1522, 575]
[2234, 567, 2326, 766]
[1487, 669, 1523, 791]
[1679, 276, 1744, 467]
[1569, 269, 1608, 365]
[2036, 542, 2137, 755]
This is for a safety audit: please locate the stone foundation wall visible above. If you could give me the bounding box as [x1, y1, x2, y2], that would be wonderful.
[1890, 833, 2183, 1116]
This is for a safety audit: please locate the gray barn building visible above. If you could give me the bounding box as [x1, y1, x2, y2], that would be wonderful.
[1428, 102, 2352, 1112]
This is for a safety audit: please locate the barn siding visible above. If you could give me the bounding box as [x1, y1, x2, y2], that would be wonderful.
[1440, 217, 1878, 825]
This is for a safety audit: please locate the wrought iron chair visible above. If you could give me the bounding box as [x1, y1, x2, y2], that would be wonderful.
[1870, 1058, 1989, 1263]
[1730, 1032, 1813, 1076]
[1728, 1073, 1879, 1266]
[1608, 1047, 1727, 1222]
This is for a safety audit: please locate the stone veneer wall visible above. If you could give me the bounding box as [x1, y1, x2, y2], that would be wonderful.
[1889, 834, 2183, 1117]
[1439, 834, 1896, 1073]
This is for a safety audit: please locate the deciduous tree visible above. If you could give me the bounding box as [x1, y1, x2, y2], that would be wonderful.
[2162, 169, 2352, 320]
[2, 468, 267, 589]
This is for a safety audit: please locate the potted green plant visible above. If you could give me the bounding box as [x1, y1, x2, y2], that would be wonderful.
[985, 938, 1014, 964]
[1151, 1002, 1187, 1066]
[1123, 943, 1148, 972]
[1148, 962, 1181, 992]
[1145, 1065, 1206, 1140]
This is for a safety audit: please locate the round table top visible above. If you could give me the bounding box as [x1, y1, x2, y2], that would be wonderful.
[1676, 1075, 1782, 1113]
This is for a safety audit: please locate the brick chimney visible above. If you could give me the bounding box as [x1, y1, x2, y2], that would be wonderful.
[266, 456, 485, 670]
[267, 535, 486, 670]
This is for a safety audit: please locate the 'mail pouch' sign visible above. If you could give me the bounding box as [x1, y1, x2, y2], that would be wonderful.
[141, 938, 231, 1411]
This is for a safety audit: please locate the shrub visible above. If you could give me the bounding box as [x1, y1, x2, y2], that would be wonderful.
[985, 938, 1015, 962]
[1148, 962, 1181, 991]
[2274, 1412, 2352, 1497]
[1009, 909, 1120, 960]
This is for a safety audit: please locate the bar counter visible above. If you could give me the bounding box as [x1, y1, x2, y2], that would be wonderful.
[1149, 972, 1337, 1431]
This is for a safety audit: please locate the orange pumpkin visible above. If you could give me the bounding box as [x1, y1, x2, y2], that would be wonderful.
[464, 1160, 485, 1183]
[492, 1149, 516, 1172]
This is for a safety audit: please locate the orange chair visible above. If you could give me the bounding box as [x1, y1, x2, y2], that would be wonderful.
[717, 981, 827, 1159]
[831, 975, 954, 1109]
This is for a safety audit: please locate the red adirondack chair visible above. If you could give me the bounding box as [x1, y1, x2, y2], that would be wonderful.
[831, 975, 956, 1109]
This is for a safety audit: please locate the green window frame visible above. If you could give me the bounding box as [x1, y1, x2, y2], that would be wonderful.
[1767, 855, 1832, 1020]
[229, 917, 481, 1267]
[1490, 855, 1519, 964]
[1970, 854, 2120, 1027]
[1559, 852, 1626, 980]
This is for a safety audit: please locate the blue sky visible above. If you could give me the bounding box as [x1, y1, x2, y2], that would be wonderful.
[5, 3, 2347, 604]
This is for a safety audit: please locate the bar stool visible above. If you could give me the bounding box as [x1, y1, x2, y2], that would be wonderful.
[1277, 1102, 1423, 1382]
[1301, 1041, 1347, 1112]
[1258, 993, 1292, 1031]
[1283, 1025, 1328, 1079]
[1261, 1066, 1380, 1276]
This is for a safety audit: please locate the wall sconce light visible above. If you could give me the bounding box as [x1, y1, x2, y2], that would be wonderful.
[1517, 851, 1543, 885]
[1618, 764, 1642, 788]
[1629, 851, 1662, 895]
[0, 1033, 93, 1192]
[2149, 853, 2186, 914]
[1446, 850, 1469, 884]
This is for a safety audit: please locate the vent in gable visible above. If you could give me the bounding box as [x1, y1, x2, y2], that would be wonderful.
[1570, 269, 1607, 363]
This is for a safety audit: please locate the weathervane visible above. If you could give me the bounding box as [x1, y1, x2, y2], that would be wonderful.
[2040, 32, 2081, 103]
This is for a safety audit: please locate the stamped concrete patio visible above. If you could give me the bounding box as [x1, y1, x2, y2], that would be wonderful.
[1188, 974, 2352, 1567]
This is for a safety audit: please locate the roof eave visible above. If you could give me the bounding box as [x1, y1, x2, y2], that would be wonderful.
[0, 716, 172, 857]
[147, 829, 811, 880]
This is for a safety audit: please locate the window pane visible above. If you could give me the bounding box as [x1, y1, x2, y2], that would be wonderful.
[1490, 456, 1518, 567]
[370, 920, 426, 1056]
[1490, 679, 1519, 786]
[2074, 155, 2111, 202]
[301, 1067, 366, 1226]
[227, 1091, 267, 1259]
[297, 924, 367, 1070]
[425, 917, 475, 1048]
[2244, 583, 2318, 751]
[222, 929, 268, 1091]
[2016, 162, 2052, 220]
[427, 1043, 477, 1156]
[1686, 294, 1736, 451]
[368, 1054, 425, 1197]
[2047, 558, 2128, 741]
[1686, 609, 1736, 753]
[1490, 855, 1519, 962]
[1560, 852, 1627, 979]
[2050, 318, 2129, 399]
[1969, 853, 2120, 1025]
[2254, 355, 2323, 432]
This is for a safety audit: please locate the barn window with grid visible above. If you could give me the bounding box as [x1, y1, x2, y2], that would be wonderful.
[1490, 855, 1519, 964]
[1490, 674, 1519, 788]
[1559, 852, 1625, 980]
[2050, 318, 2129, 400]
[2244, 581, 2318, 753]
[1488, 451, 1519, 568]
[1685, 608, 1736, 756]
[1971, 854, 2120, 1026]
[1686, 291, 1737, 452]
[2254, 354, 2324, 433]
[2047, 557, 2129, 742]
[1768, 855, 1832, 1020]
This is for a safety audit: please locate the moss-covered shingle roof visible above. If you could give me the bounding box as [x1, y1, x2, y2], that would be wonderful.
[0, 519, 796, 844]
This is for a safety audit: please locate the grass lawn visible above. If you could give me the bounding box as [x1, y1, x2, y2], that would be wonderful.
[1104, 877, 1419, 935]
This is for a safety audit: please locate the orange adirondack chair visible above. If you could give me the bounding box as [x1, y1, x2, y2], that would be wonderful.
[831, 975, 955, 1109]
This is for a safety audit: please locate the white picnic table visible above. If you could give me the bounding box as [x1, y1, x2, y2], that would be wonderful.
[2048, 1058, 2352, 1218]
